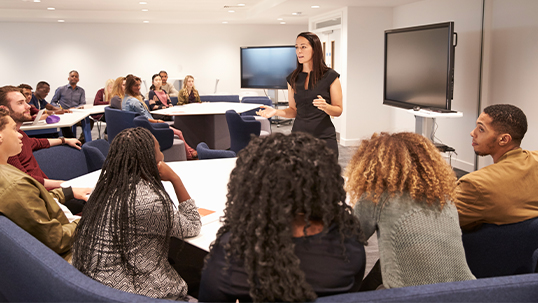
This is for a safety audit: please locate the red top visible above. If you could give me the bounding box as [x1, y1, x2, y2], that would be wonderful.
[7, 130, 50, 186]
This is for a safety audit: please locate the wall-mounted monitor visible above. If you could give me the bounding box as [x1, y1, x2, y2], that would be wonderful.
[240, 46, 296, 89]
[384, 22, 457, 111]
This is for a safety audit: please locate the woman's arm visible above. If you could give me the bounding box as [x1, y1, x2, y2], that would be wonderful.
[312, 77, 343, 117]
[177, 89, 187, 105]
[257, 83, 297, 118]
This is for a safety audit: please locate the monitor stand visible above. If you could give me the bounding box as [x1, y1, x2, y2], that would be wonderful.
[268, 89, 293, 127]
[415, 116, 436, 141]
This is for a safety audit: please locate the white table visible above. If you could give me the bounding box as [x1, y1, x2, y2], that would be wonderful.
[151, 102, 263, 149]
[61, 158, 236, 251]
[20, 111, 93, 140]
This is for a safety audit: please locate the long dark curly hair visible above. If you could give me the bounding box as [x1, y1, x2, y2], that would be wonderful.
[72, 127, 178, 288]
[209, 132, 366, 302]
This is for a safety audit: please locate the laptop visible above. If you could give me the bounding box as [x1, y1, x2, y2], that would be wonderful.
[22, 109, 46, 125]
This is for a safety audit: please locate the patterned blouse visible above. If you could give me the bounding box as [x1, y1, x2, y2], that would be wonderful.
[74, 180, 202, 300]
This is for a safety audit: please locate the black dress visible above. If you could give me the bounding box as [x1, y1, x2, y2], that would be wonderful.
[198, 225, 366, 302]
[287, 69, 340, 157]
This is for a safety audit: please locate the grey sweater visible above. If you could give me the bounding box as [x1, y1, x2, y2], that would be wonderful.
[354, 192, 475, 288]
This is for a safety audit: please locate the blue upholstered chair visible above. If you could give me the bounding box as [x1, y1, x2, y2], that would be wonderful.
[196, 142, 236, 160]
[225, 110, 261, 154]
[200, 95, 240, 103]
[33, 145, 89, 180]
[0, 215, 169, 302]
[82, 139, 110, 172]
[240, 96, 273, 117]
[462, 216, 538, 278]
[104, 106, 137, 144]
[133, 116, 187, 161]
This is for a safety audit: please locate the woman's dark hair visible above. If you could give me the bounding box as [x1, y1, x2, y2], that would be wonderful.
[149, 73, 161, 91]
[288, 32, 330, 92]
[124, 74, 142, 100]
[208, 132, 366, 302]
[73, 127, 179, 288]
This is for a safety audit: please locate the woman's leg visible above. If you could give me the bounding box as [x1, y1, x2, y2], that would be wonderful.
[170, 127, 198, 159]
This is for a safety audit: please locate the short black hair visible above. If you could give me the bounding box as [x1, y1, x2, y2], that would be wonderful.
[36, 81, 50, 89]
[483, 104, 527, 145]
[18, 83, 32, 91]
[159, 70, 167, 75]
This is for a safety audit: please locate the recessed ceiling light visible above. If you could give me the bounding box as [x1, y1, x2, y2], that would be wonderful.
[228, 10, 235, 13]
[237, 3, 245, 6]
[280, 22, 286, 25]
[222, 21, 228, 24]
[33, 0, 41, 2]
[311, 5, 320, 9]
[47, 7, 55, 10]
[58, 20, 65, 22]
[139, 1, 147, 4]
[142, 9, 148, 11]
[143, 20, 149, 23]
[277, 18, 283, 21]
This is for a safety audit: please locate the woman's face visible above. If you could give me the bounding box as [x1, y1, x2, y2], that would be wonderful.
[186, 78, 194, 88]
[0, 116, 23, 157]
[106, 83, 113, 94]
[121, 80, 126, 93]
[153, 76, 162, 89]
[295, 36, 313, 64]
[131, 81, 141, 95]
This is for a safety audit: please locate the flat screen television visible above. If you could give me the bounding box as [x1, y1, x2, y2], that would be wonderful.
[384, 21, 457, 112]
[240, 46, 297, 89]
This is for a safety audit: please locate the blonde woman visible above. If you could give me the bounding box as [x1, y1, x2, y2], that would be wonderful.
[92, 78, 114, 120]
[345, 132, 474, 289]
[177, 75, 201, 105]
[109, 77, 125, 109]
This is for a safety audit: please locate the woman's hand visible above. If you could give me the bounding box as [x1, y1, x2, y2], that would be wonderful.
[313, 95, 329, 112]
[157, 161, 180, 182]
[72, 187, 93, 201]
[256, 105, 277, 118]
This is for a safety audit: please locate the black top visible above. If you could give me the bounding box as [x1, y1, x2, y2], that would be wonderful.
[198, 225, 365, 302]
[148, 89, 169, 110]
[287, 69, 339, 141]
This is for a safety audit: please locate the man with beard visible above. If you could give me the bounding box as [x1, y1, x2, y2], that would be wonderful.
[455, 104, 538, 231]
[0, 86, 81, 190]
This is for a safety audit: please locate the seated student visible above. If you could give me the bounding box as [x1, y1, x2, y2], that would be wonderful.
[177, 75, 201, 105]
[109, 76, 125, 109]
[455, 104, 538, 231]
[199, 133, 367, 302]
[345, 132, 475, 289]
[148, 73, 173, 121]
[30, 81, 66, 113]
[18, 84, 48, 121]
[0, 106, 91, 262]
[92, 78, 114, 120]
[122, 75, 197, 160]
[72, 127, 201, 300]
[50, 70, 86, 139]
[0, 86, 81, 190]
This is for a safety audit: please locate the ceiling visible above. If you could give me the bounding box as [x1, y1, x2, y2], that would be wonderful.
[0, 0, 420, 25]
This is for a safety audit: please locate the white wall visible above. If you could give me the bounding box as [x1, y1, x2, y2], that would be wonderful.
[389, 0, 484, 172]
[478, 0, 538, 168]
[0, 23, 306, 99]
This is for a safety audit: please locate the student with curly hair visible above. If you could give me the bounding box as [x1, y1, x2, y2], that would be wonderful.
[72, 127, 201, 300]
[199, 132, 366, 302]
[345, 132, 475, 289]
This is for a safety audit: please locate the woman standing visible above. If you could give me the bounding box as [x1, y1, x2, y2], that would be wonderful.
[73, 127, 201, 300]
[122, 75, 197, 160]
[345, 132, 475, 289]
[177, 75, 201, 105]
[199, 133, 366, 302]
[148, 74, 173, 110]
[257, 32, 342, 157]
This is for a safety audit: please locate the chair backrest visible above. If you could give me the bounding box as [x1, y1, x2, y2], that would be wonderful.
[196, 142, 236, 160]
[170, 96, 178, 105]
[0, 215, 168, 302]
[34, 145, 89, 180]
[82, 139, 110, 172]
[104, 106, 137, 144]
[200, 95, 240, 103]
[462, 216, 538, 278]
[240, 96, 273, 117]
[133, 116, 173, 151]
[225, 110, 261, 154]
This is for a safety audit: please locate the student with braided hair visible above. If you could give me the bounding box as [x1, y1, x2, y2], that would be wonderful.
[345, 132, 475, 289]
[199, 132, 366, 302]
[72, 127, 201, 300]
